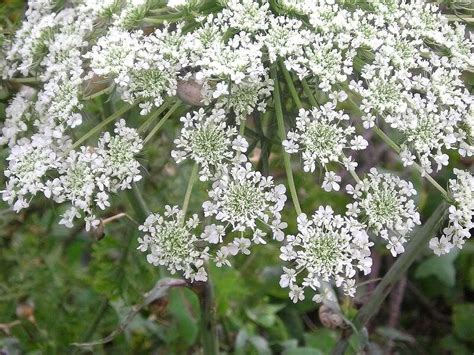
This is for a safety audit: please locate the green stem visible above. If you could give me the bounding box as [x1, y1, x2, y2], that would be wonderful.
[82, 86, 112, 101]
[271, 66, 302, 216]
[138, 100, 171, 133]
[239, 119, 246, 136]
[72, 299, 109, 354]
[143, 100, 181, 144]
[280, 62, 303, 109]
[125, 185, 150, 223]
[182, 163, 199, 219]
[332, 203, 449, 354]
[199, 278, 219, 355]
[71, 103, 135, 150]
[8, 77, 40, 84]
[348, 168, 362, 184]
[372, 126, 450, 200]
[301, 79, 319, 107]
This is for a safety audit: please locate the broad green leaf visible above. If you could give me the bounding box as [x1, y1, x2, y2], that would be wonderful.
[245, 304, 285, 328]
[415, 250, 459, 287]
[303, 329, 337, 353]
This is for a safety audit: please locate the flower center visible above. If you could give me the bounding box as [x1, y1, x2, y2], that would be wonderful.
[223, 182, 265, 221]
[190, 125, 227, 164]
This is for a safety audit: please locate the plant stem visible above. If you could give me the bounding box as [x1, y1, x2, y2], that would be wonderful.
[8, 77, 40, 84]
[332, 202, 449, 354]
[182, 163, 199, 219]
[199, 278, 219, 355]
[125, 185, 150, 223]
[271, 66, 302, 216]
[138, 100, 171, 133]
[82, 86, 112, 101]
[301, 79, 319, 107]
[372, 125, 450, 200]
[348, 168, 362, 184]
[239, 119, 246, 135]
[280, 62, 303, 109]
[143, 100, 181, 144]
[71, 103, 135, 150]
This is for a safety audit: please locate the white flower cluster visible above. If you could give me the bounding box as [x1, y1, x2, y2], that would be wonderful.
[171, 108, 248, 180]
[2, 120, 143, 230]
[283, 101, 367, 185]
[2, 0, 473, 300]
[346, 169, 421, 256]
[430, 169, 474, 256]
[280, 206, 373, 303]
[138, 205, 209, 281]
[86, 25, 187, 115]
[202, 163, 287, 268]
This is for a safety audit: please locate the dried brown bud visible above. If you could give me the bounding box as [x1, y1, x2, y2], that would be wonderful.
[318, 304, 345, 329]
[177, 80, 204, 106]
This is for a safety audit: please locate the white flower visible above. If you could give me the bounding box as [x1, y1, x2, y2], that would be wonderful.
[138, 206, 209, 281]
[431, 169, 474, 255]
[284, 103, 366, 174]
[172, 108, 248, 180]
[280, 206, 373, 302]
[167, 0, 188, 9]
[203, 162, 287, 257]
[347, 168, 421, 255]
[289, 285, 305, 303]
[322, 171, 341, 192]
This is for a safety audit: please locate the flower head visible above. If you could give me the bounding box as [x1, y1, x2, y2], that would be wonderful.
[283, 102, 367, 175]
[346, 169, 420, 256]
[430, 169, 474, 255]
[172, 108, 248, 180]
[138, 206, 209, 281]
[280, 206, 373, 302]
[202, 163, 287, 262]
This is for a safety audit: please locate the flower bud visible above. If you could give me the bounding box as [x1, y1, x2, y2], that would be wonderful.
[177, 80, 204, 106]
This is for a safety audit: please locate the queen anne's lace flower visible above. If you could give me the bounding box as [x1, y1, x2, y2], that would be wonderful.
[280, 206, 373, 302]
[430, 169, 474, 256]
[2, 119, 143, 229]
[138, 205, 209, 281]
[0, 89, 35, 147]
[2, 0, 473, 303]
[222, 0, 270, 33]
[172, 108, 248, 180]
[346, 169, 421, 256]
[283, 102, 367, 174]
[202, 163, 287, 265]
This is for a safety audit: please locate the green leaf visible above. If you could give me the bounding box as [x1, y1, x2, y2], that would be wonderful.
[303, 329, 337, 353]
[452, 303, 474, 342]
[245, 304, 285, 328]
[415, 250, 459, 287]
[165, 287, 199, 349]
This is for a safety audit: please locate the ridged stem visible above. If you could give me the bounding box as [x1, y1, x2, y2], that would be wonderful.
[271, 66, 302, 216]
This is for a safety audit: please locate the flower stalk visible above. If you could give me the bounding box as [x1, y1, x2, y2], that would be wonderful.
[271, 66, 302, 215]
